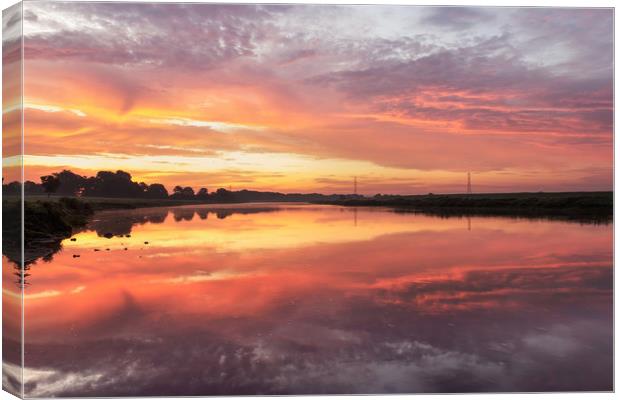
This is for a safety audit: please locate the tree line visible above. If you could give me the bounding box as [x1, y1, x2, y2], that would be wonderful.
[2, 169, 364, 203]
[3, 170, 212, 200]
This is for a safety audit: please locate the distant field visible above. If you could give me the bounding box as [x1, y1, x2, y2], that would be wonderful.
[407, 191, 613, 200]
[316, 191, 613, 221]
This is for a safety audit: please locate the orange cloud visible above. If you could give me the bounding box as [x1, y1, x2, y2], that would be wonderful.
[13, 4, 612, 194]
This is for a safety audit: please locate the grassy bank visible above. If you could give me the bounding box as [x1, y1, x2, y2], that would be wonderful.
[3, 197, 95, 265]
[316, 192, 613, 221]
[2, 196, 215, 266]
[21, 195, 203, 211]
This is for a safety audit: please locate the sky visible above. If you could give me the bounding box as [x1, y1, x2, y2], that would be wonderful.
[11, 3, 614, 194]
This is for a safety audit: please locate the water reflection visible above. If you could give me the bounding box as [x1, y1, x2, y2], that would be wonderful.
[86, 206, 281, 238]
[90, 208, 170, 237]
[9, 204, 613, 396]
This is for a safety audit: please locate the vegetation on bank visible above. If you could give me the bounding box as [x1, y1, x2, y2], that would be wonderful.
[2, 176, 612, 267]
[3, 169, 363, 203]
[316, 192, 613, 221]
[21, 195, 211, 211]
[2, 197, 94, 265]
[1, 189, 613, 274]
[24, 197, 94, 240]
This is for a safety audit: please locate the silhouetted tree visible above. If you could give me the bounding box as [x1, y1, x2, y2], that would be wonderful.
[2, 180, 20, 195]
[82, 170, 144, 198]
[211, 188, 235, 203]
[53, 170, 87, 196]
[40, 175, 61, 197]
[170, 186, 195, 200]
[145, 183, 168, 199]
[138, 182, 148, 194]
[181, 187, 195, 198]
[196, 187, 209, 201]
[24, 181, 43, 195]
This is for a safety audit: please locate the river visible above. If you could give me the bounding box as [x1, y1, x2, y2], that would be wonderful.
[2, 203, 613, 396]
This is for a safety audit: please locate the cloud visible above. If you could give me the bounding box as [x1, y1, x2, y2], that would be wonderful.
[422, 7, 494, 30]
[146, 116, 265, 133]
[26, 103, 87, 117]
[23, 3, 275, 70]
[18, 4, 613, 192]
[310, 33, 612, 138]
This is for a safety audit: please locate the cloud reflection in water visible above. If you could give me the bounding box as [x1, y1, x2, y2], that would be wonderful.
[10, 204, 612, 396]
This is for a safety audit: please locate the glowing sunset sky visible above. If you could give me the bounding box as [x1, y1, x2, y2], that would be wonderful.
[14, 3, 613, 194]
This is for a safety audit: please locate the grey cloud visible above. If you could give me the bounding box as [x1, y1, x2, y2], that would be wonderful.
[422, 7, 495, 30]
[309, 32, 612, 137]
[23, 3, 276, 69]
[511, 8, 613, 78]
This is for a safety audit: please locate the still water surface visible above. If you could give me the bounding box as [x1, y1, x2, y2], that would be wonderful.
[7, 204, 614, 395]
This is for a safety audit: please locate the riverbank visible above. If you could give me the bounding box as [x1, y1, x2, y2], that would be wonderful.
[3, 196, 233, 265]
[21, 195, 205, 211]
[3, 197, 96, 265]
[315, 191, 613, 222]
[3, 191, 613, 266]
